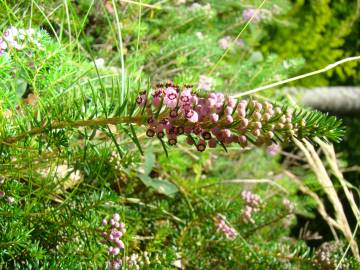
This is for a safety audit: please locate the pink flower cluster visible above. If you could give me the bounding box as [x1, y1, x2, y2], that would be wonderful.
[100, 213, 126, 269]
[241, 190, 261, 224]
[137, 83, 297, 152]
[215, 214, 238, 240]
[0, 26, 40, 55]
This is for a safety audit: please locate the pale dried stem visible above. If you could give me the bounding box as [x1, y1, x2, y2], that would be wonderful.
[315, 138, 360, 222]
[293, 138, 359, 259]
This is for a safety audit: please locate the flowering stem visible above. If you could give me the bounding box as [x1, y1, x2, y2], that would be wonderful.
[1, 116, 145, 145]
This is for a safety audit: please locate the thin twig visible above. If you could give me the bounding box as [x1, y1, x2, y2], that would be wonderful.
[233, 56, 360, 98]
[209, 0, 267, 75]
[336, 222, 359, 269]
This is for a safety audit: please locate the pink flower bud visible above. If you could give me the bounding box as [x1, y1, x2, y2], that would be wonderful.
[238, 108, 246, 117]
[207, 98, 216, 107]
[238, 100, 247, 109]
[225, 107, 233, 115]
[254, 122, 262, 129]
[223, 129, 231, 138]
[225, 115, 233, 124]
[253, 112, 262, 121]
[267, 109, 274, 116]
[209, 93, 217, 99]
[115, 239, 125, 249]
[109, 234, 114, 241]
[262, 113, 271, 121]
[277, 123, 284, 129]
[227, 96, 236, 107]
[210, 113, 219, 123]
[110, 219, 116, 226]
[238, 135, 247, 144]
[252, 129, 261, 136]
[208, 138, 217, 148]
[153, 96, 161, 107]
[275, 107, 282, 114]
[280, 115, 286, 123]
[111, 229, 123, 238]
[113, 213, 120, 222]
[254, 102, 262, 111]
[240, 118, 248, 128]
[112, 247, 120, 255]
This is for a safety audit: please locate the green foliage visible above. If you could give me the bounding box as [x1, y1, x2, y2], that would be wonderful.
[261, 0, 360, 86]
[0, 1, 358, 269]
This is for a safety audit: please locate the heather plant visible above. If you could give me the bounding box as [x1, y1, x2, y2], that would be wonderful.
[0, 1, 360, 270]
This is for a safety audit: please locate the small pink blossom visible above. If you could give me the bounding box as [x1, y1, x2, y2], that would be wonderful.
[283, 198, 294, 212]
[218, 36, 232, 50]
[185, 110, 199, 123]
[164, 87, 178, 109]
[242, 8, 261, 21]
[267, 143, 281, 156]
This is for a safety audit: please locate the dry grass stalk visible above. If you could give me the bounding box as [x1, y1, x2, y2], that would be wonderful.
[293, 138, 359, 260]
[314, 138, 360, 222]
